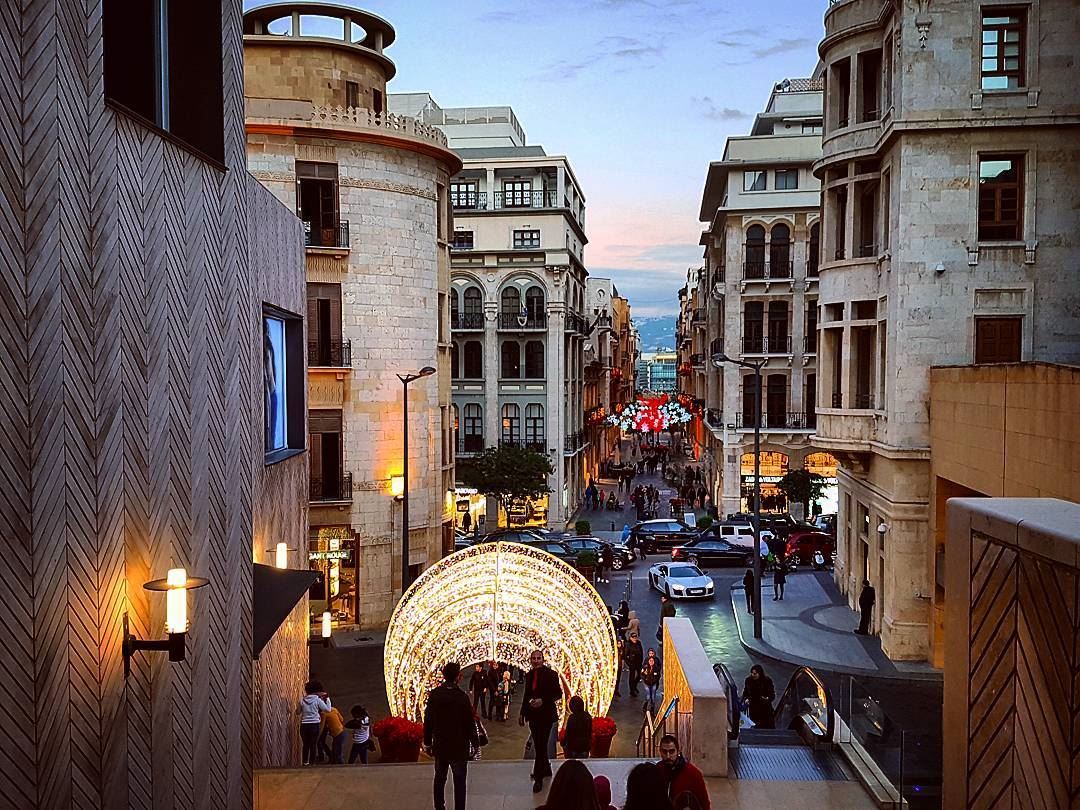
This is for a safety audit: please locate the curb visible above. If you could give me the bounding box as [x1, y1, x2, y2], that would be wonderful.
[728, 586, 942, 682]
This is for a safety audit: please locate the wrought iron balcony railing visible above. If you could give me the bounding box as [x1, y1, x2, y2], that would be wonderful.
[451, 191, 488, 210]
[741, 335, 793, 355]
[735, 412, 815, 430]
[304, 219, 350, 249]
[564, 431, 586, 453]
[310, 471, 353, 503]
[742, 259, 794, 280]
[493, 190, 559, 209]
[308, 339, 352, 368]
[457, 435, 485, 455]
[452, 312, 485, 330]
[498, 312, 547, 330]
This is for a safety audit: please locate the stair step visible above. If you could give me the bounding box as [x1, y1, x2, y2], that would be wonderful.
[738, 728, 804, 746]
[729, 744, 851, 782]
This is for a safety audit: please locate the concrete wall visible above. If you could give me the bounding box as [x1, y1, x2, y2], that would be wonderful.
[662, 618, 729, 777]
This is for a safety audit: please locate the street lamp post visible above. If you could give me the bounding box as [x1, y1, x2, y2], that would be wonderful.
[397, 366, 437, 593]
[712, 352, 766, 639]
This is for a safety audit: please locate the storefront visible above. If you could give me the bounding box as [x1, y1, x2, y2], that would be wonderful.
[804, 451, 839, 515]
[453, 486, 487, 532]
[308, 526, 356, 629]
[740, 451, 790, 512]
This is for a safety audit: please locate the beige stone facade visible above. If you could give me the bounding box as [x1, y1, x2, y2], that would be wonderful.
[244, 5, 462, 629]
[814, 0, 1080, 660]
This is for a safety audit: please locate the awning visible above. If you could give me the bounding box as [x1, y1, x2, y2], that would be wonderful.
[252, 563, 320, 659]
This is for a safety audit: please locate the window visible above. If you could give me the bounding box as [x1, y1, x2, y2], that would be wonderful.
[831, 58, 851, 129]
[451, 341, 460, 378]
[801, 122, 823, 134]
[883, 35, 894, 111]
[832, 187, 848, 260]
[501, 287, 522, 317]
[372, 88, 384, 115]
[766, 375, 787, 427]
[770, 224, 791, 277]
[309, 410, 344, 500]
[775, 169, 799, 190]
[768, 300, 789, 353]
[744, 225, 766, 278]
[525, 341, 545, 378]
[525, 404, 545, 449]
[104, 0, 225, 163]
[858, 49, 882, 122]
[459, 287, 483, 329]
[744, 171, 766, 192]
[463, 404, 484, 452]
[975, 317, 1022, 363]
[501, 404, 521, 445]
[743, 301, 764, 353]
[503, 180, 533, 207]
[451, 231, 474, 250]
[982, 10, 1026, 90]
[881, 170, 892, 251]
[451, 182, 478, 209]
[501, 341, 521, 378]
[306, 282, 343, 367]
[808, 222, 821, 277]
[978, 155, 1023, 240]
[525, 286, 545, 322]
[296, 162, 341, 247]
[463, 341, 483, 378]
[262, 305, 305, 462]
[513, 230, 541, 249]
[345, 81, 360, 109]
[805, 302, 818, 352]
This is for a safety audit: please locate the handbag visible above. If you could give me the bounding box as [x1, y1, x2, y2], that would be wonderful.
[475, 719, 489, 747]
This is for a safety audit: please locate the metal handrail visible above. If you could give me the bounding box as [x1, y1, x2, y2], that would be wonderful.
[712, 663, 742, 740]
[773, 665, 835, 742]
[636, 695, 680, 758]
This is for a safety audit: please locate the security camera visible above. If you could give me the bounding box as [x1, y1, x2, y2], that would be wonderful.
[933, 262, 946, 275]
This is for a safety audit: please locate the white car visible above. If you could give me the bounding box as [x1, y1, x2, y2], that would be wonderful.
[703, 525, 774, 552]
[648, 562, 715, 600]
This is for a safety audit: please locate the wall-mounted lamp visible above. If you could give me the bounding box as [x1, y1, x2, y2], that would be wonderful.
[265, 541, 297, 570]
[309, 610, 333, 648]
[390, 475, 405, 500]
[123, 568, 209, 677]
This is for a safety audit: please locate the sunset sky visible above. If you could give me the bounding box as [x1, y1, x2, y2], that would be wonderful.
[246, 0, 826, 316]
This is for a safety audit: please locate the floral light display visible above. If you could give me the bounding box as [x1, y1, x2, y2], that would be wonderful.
[606, 394, 694, 434]
[384, 542, 619, 722]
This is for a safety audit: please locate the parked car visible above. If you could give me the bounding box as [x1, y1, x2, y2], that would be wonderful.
[812, 514, 837, 537]
[697, 521, 773, 552]
[671, 538, 753, 568]
[563, 537, 635, 570]
[785, 530, 836, 565]
[648, 562, 715, 599]
[477, 529, 546, 544]
[519, 538, 578, 565]
[629, 519, 699, 554]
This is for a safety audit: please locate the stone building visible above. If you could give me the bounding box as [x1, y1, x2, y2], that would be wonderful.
[693, 77, 836, 517]
[244, 4, 462, 629]
[814, 0, 1080, 659]
[0, 0, 309, 802]
[583, 278, 636, 480]
[389, 94, 594, 527]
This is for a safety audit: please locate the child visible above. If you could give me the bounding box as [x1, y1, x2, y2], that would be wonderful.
[345, 704, 371, 764]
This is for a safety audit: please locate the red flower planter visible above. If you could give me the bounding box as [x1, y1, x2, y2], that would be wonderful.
[590, 717, 617, 758]
[372, 716, 424, 763]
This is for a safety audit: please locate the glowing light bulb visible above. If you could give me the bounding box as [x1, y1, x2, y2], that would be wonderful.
[165, 568, 188, 634]
[275, 541, 288, 569]
[321, 611, 332, 639]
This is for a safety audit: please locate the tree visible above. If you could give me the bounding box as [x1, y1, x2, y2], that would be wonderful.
[777, 469, 828, 516]
[456, 445, 554, 523]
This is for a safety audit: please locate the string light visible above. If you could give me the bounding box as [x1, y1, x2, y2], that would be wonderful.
[384, 542, 619, 722]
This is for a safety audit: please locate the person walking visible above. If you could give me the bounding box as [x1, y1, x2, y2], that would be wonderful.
[519, 649, 563, 793]
[856, 579, 876, 634]
[742, 568, 755, 614]
[772, 558, 787, 601]
[626, 610, 641, 639]
[297, 681, 331, 766]
[624, 632, 644, 697]
[615, 600, 630, 637]
[742, 664, 776, 729]
[424, 662, 480, 810]
[469, 663, 488, 719]
[658, 733, 711, 810]
[345, 705, 371, 764]
[641, 648, 662, 712]
[486, 661, 503, 721]
[561, 695, 593, 760]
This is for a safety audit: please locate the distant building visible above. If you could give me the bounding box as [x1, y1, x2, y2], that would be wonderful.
[638, 352, 678, 394]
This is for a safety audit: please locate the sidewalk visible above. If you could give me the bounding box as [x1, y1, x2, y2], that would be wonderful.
[730, 570, 942, 681]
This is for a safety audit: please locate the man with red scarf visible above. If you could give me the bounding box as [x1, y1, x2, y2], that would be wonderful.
[658, 733, 711, 809]
[518, 649, 562, 793]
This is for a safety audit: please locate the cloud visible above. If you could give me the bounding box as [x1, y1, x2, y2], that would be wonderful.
[692, 96, 750, 121]
[533, 35, 664, 81]
[750, 37, 815, 59]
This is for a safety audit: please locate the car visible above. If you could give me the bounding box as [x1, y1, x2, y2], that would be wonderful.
[785, 530, 836, 565]
[519, 538, 578, 564]
[476, 529, 546, 544]
[648, 562, 715, 599]
[563, 537, 636, 570]
[629, 519, 699, 554]
[671, 538, 753, 568]
[697, 522, 774, 552]
[812, 514, 837, 537]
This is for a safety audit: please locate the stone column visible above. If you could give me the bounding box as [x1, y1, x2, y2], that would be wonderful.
[556, 165, 566, 206]
[546, 297, 567, 525]
[484, 301, 500, 446]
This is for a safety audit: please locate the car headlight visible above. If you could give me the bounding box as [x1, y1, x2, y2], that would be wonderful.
[672, 586, 684, 593]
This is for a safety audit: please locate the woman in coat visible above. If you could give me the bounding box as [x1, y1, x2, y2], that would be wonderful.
[624, 631, 644, 697]
[742, 664, 776, 728]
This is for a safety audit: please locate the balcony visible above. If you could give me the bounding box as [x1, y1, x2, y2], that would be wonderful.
[308, 339, 352, 368]
[735, 412, 815, 430]
[310, 471, 353, 503]
[564, 312, 590, 336]
[804, 334, 818, 355]
[452, 312, 485, 331]
[451, 191, 488, 211]
[493, 190, 559, 210]
[457, 435, 485, 456]
[305, 219, 350, 249]
[741, 335, 793, 355]
[690, 353, 704, 368]
[742, 261, 794, 281]
[498, 312, 547, 330]
[705, 408, 723, 429]
[709, 338, 724, 359]
[564, 430, 586, 453]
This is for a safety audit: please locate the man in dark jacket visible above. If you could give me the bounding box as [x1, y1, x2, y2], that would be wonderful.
[658, 734, 711, 809]
[518, 648, 562, 793]
[856, 580, 876, 634]
[424, 662, 479, 810]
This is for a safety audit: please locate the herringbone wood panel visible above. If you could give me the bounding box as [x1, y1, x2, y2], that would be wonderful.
[0, 1, 306, 807]
[967, 532, 1080, 809]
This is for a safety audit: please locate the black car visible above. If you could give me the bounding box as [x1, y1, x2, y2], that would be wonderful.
[519, 539, 578, 564]
[628, 519, 699, 554]
[563, 537, 635, 570]
[477, 529, 546, 544]
[671, 538, 753, 568]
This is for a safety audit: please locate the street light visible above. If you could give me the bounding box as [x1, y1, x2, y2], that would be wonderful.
[397, 366, 437, 593]
[712, 351, 767, 640]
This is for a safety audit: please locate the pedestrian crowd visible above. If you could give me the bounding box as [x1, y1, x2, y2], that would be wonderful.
[297, 680, 373, 766]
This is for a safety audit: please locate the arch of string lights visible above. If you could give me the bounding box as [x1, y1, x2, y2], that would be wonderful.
[384, 542, 619, 722]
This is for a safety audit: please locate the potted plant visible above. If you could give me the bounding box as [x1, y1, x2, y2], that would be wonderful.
[591, 716, 618, 757]
[372, 716, 424, 762]
[575, 549, 598, 581]
[575, 519, 591, 536]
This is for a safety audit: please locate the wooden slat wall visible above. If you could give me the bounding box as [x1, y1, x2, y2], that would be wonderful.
[0, 1, 307, 807]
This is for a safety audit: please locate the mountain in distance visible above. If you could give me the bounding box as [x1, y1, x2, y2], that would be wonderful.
[633, 316, 676, 352]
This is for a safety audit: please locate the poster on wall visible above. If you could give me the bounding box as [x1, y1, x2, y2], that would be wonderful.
[263, 315, 287, 453]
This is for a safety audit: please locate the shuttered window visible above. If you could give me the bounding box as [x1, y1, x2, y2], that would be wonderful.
[974, 317, 1022, 364]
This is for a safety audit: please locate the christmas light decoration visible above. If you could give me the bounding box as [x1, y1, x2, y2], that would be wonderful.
[606, 394, 694, 433]
[384, 542, 619, 722]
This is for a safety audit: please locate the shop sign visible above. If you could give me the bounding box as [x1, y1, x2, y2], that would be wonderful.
[309, 549, 350, 561]
[741, 475, 784, 484]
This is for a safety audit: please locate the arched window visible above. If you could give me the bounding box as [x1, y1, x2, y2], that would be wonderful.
[462, 287, 482, 329]
[766, 373, 788, 427]
[501, 403, 520, 446]
[525, 286, 545, 327]
[451, 341, 460, 379]
[745, 225, 766, 278]
[808, 222, 820, 278]
[463, 403, 483, 452]
[770, 223, 791, 277]
[463, 341, 483, 378]
[525, 340, 545, 378]
[501, 287, 521, 314]
[501, 341, 521, 378]
[767, 300, 789, 353]
[449, 288, 460, 327]
[525, 404, 545, 449]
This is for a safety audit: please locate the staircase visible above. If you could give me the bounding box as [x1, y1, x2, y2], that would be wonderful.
[731, 728, 851, 781]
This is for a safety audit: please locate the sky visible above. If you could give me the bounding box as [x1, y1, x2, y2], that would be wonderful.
[245, 0, 826, 317]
